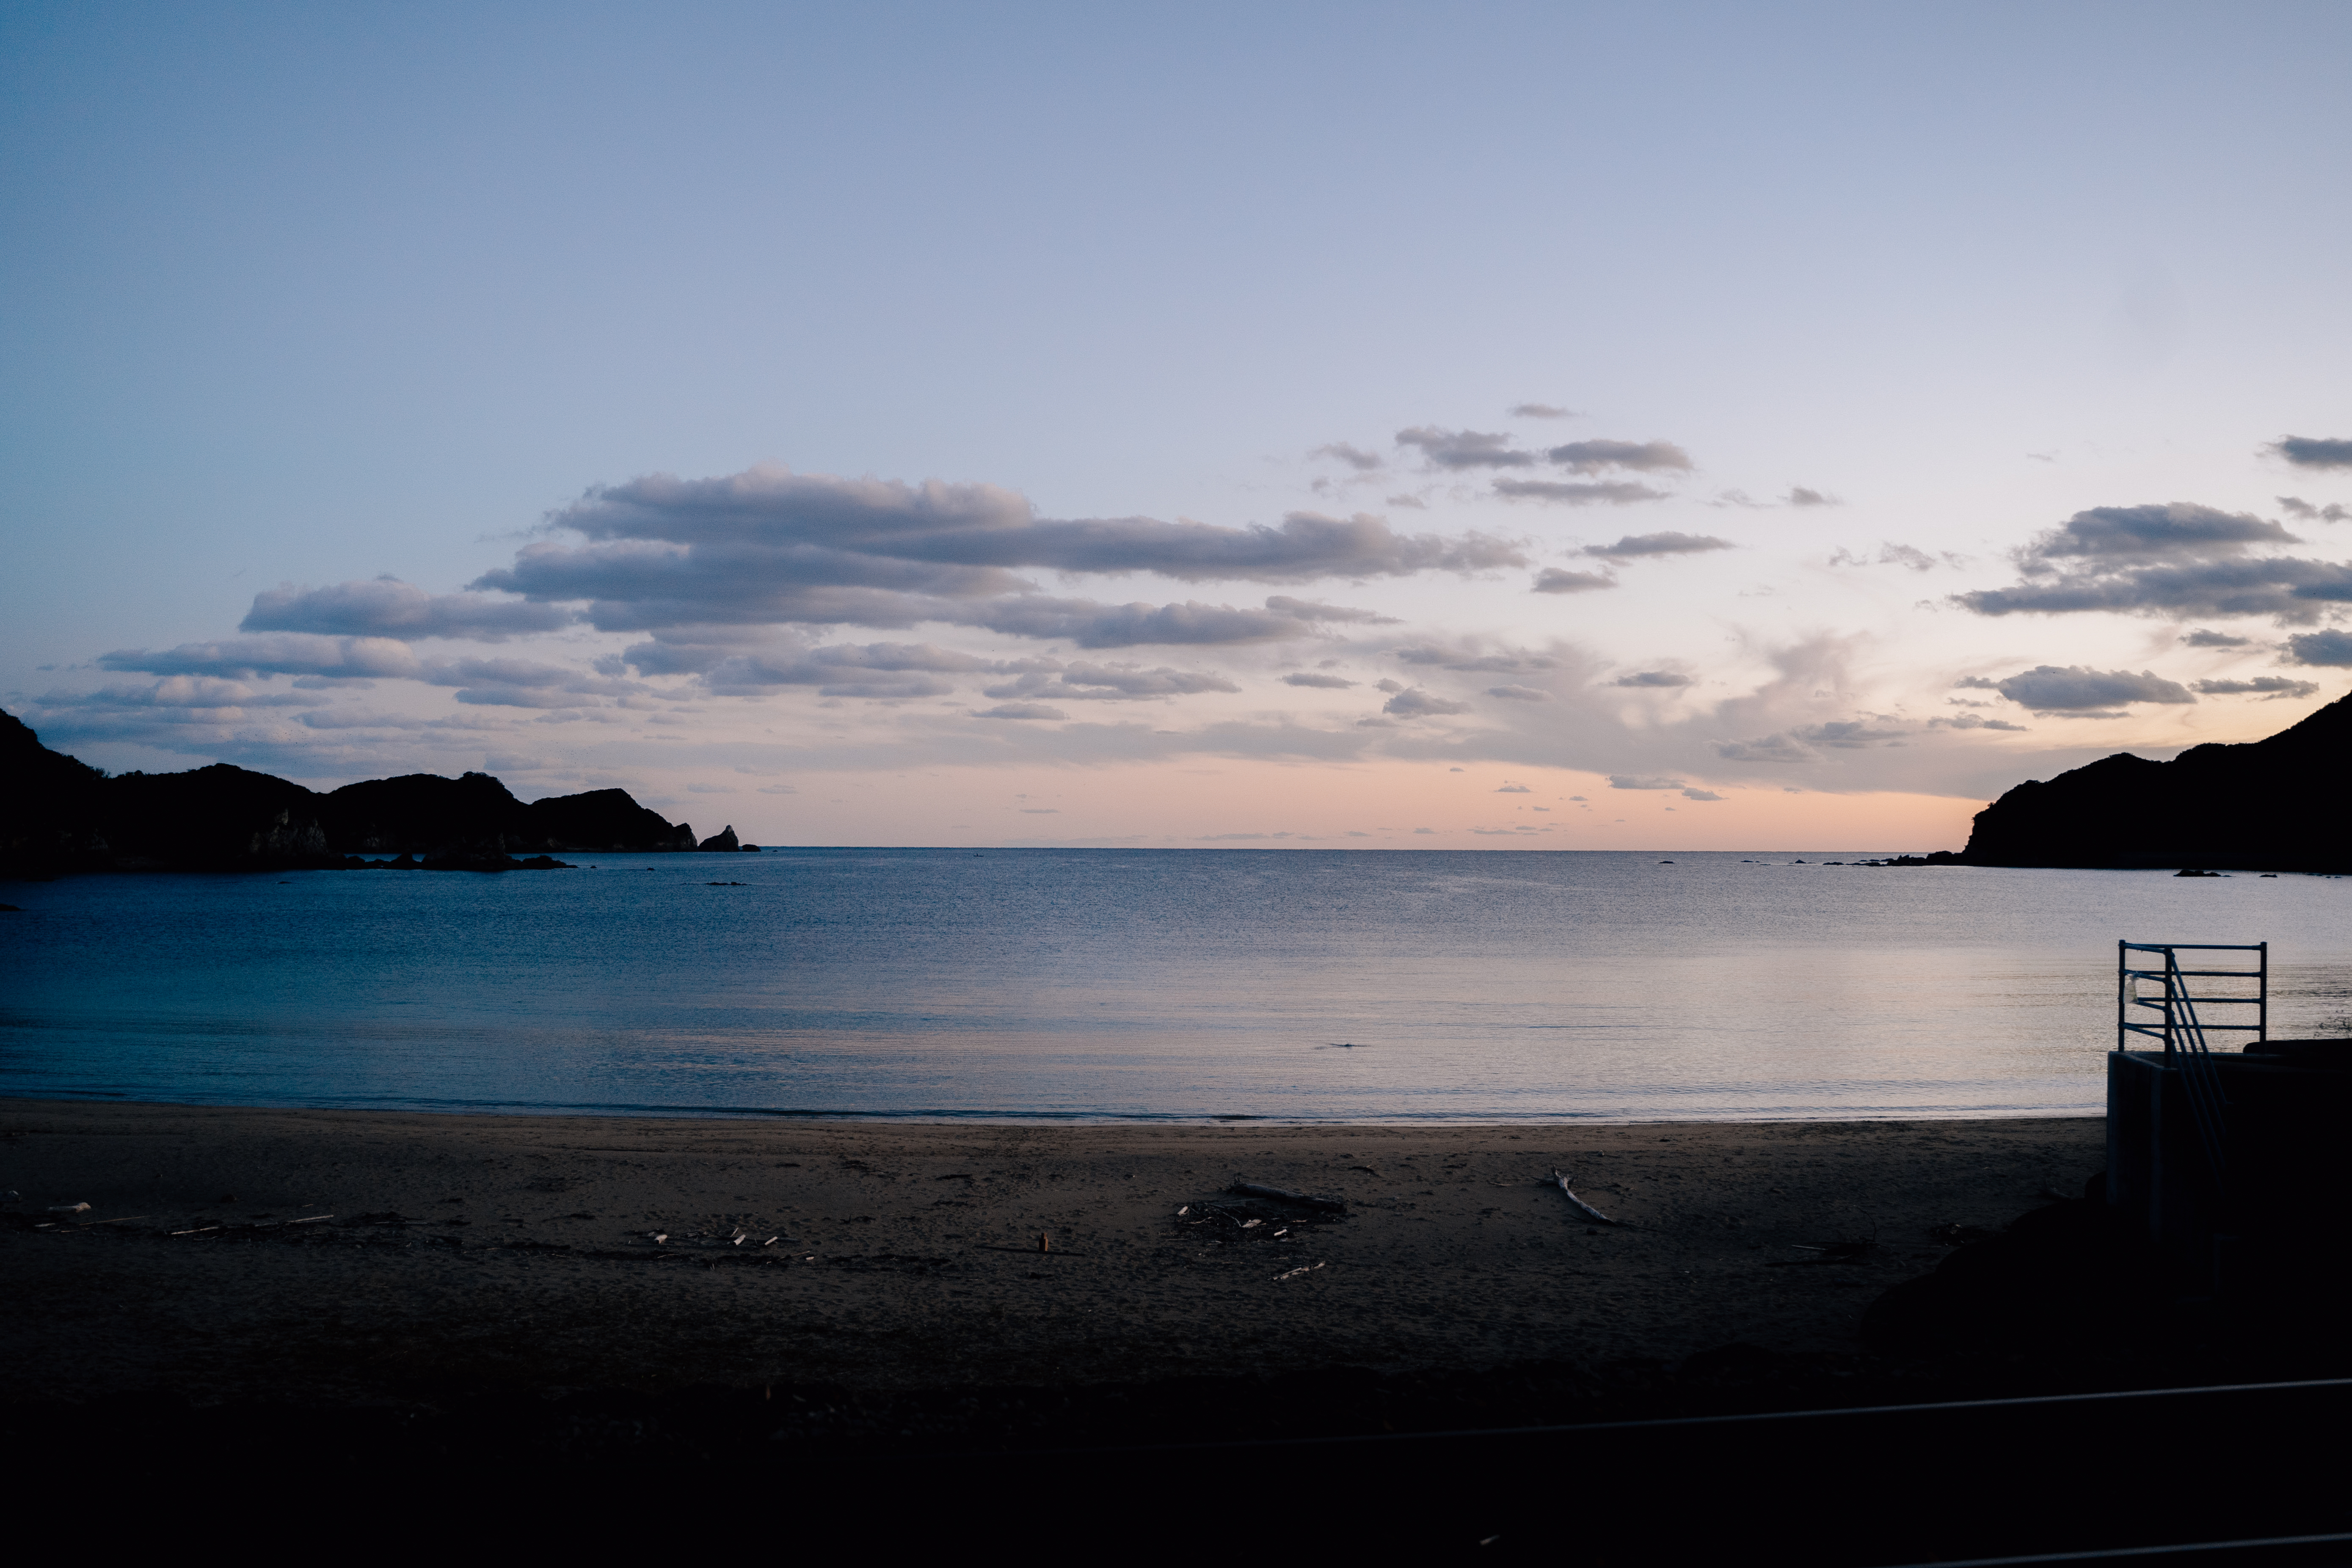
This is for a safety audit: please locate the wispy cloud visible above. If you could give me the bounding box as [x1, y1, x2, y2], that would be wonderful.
[1395, 426, 1537, 469]
[243, 579, 574, 640]
[1310, 442, 1385, 471]
[1544, 439, 1693, 474]
[1530, 567, 1616, 594]
[1585, 532, 1735, 560]
[2268, 435, 2352, 470]
[1493, 479, 1671, 506]
[1381, 688, 1472, 718]
[2193, 677, 2319, 699]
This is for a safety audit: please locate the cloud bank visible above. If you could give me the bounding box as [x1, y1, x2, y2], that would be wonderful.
[1956, 501, 2352, 625]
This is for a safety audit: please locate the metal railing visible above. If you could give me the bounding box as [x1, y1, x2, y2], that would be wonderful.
[2118, 941, 2265, 1191]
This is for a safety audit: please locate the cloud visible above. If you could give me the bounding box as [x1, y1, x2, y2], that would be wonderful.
[1261, 595, 1401, 625]
[1956, 502, 2352, 627]
[2269, 436, 2352, 470]
[1956, 556, 2352, 625]
[1585, 532, 1736, 560]
[1382, 688, 1472, 718]
[688, 640, 1042, 697]
[2181, 628, 2253, 648]
[1930, 713, 2029, 731]
[1795, 720, 1905, 747]
[1680, 788, 1723, 801]
[2015, 502, 2296, 561]
[1613, 670, 1693, 688]
[1531, 567, 1617, 593]
[1544, 440, 1693, 474]
[1830, 542, 1961, 572]
[2193, 677, 2320, 699]
[1986, 665, 2197, 713]
[2278, 496, 2351, 523]
[2283, 628, 2352, 667]
[1395, 646, 1560, 672]
[294, 707, 425, 730]
[981, 664, 1241, 702]
[1282, 672, 1356, 689]
[1608, 774, 1682, 789]
[1493, 479, 1671, 506]
[47, 676, 320, 712]
[1785, 487, 1840, 507]
[242, 579, 574, 640]
[458, 466, 1525, 645]
[412, 654, 645, 708]
[1310, 442, 1384, 471]
[964, 595, 1396, 648]
[973, 703, 1067, 720]
[1495, 783, 1532, 793]
[1395, 427, 1536, 469]
[1510, 403, 1576, 419]
[1485, 684, 1548, 701]
[1715, 733, 1815, 763]
[100, 634, 425, 680]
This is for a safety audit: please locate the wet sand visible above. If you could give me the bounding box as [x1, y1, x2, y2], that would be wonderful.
[1, 1099, 2104, 1410]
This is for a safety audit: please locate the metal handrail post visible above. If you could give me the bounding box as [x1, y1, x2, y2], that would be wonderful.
[2164, 947, 2229, 1196]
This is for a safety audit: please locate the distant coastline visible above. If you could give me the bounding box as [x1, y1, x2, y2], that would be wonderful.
[8, 688, 2347, 875]
[3, 708, 755, 875]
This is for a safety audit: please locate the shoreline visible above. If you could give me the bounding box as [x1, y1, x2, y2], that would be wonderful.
[0, 1093, 2110, 1126]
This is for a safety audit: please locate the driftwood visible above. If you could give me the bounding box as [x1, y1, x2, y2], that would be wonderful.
[1228, 1181, 1346, 1213]
[1550, 1169, 1624, 1226]
[1767, 1240, 1876, 1267]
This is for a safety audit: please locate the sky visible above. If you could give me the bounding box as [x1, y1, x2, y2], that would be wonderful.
[4, 1, 2347, 851]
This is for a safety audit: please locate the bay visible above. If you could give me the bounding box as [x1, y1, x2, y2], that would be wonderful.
[2, 849, 2345, 1123]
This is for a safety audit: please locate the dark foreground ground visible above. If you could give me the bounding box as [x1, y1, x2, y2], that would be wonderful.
[8, 1101, 2348, 1559]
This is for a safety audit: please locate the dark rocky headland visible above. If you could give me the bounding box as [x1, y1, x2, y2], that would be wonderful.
[1940, 685, 2350, 873]
[1, 708, 756, 875]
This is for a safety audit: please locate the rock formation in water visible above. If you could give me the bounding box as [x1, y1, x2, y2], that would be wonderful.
[1952, 686, 2350, 872]
[1, 708, 702, 875]
[696, 824, 758, 852]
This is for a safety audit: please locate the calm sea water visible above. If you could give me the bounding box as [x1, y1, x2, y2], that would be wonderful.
[3, 850, 2346, 1124]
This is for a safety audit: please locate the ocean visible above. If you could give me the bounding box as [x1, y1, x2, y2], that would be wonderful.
[3, 849, 2346, 1123]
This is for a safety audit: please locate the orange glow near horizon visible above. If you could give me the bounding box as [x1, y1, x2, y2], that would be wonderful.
[667, 756, 1988, 852]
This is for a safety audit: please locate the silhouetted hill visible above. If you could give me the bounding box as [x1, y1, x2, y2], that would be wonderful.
[1, 710, 717, 875]
[1957, 688, 2352, 872]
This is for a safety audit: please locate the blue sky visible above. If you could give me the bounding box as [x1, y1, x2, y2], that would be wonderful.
[5, 2, 2347, 848]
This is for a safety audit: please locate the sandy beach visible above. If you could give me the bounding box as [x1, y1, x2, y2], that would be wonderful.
[3, 1100, 2105, 1412]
